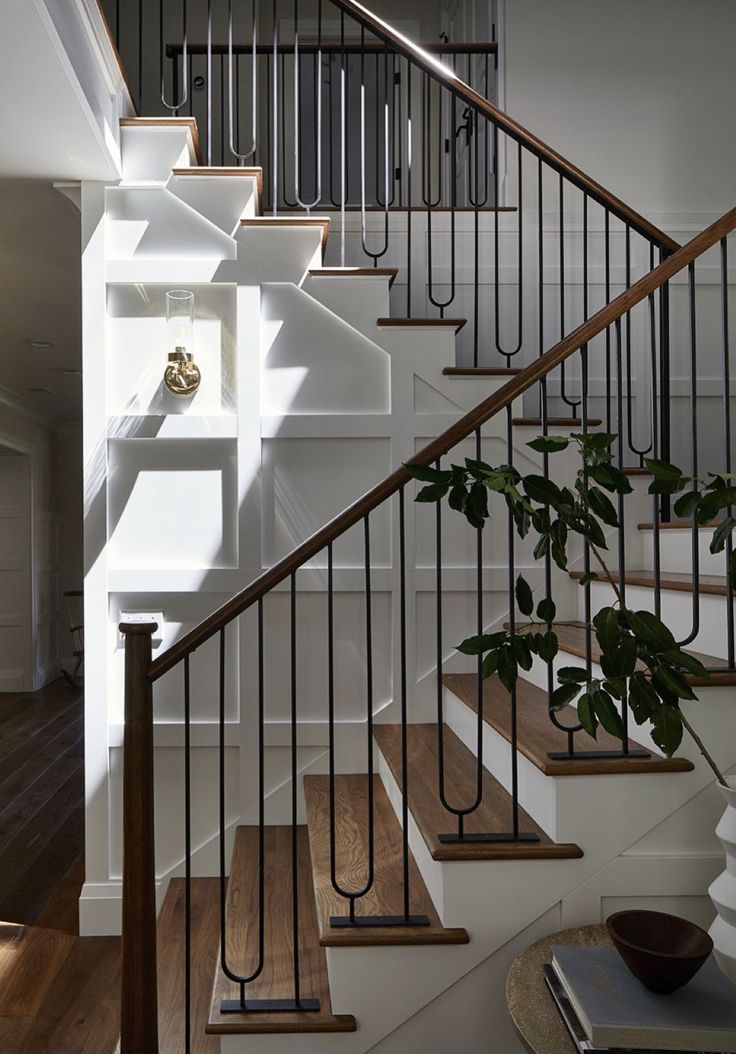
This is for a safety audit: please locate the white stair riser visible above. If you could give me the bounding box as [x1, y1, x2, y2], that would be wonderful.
[303, 276, 390, 337]
[167, 173, 260, 235]
[581, 580, 734, 660]
[442, 686, 559, 838]
[237, 225, 324, 283]
[640, 527, 728, 576]
[120, 124, 197, 181]
[105, 185, 235, 260]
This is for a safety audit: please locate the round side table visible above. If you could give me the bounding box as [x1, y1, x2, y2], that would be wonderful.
[506, 924, 611, 1054]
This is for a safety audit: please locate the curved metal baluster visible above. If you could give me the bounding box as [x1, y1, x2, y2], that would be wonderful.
[624, 227, 655, 460]
[291, 0, 323, 210]
[161, 0, 188, 112]
[271, 0, 279, 215]
[427, 75, 456, 319]
[375, 51, 397, 209]
[493, 135, 523, 360]
[361, 40, 390, 266]
[557, 174, 582, 414]
[228, 0, 257, 162]
[677, 262, 701, 649]
[217, 622, 267, 1008]
[280, 49, 298, 208]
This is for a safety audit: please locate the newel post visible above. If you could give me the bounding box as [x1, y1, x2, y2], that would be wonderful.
[119, 622, 159, 1054]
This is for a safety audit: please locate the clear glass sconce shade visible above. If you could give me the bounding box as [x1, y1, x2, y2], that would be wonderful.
[163, 289, 200, 397]
[165, 289, 194, 356]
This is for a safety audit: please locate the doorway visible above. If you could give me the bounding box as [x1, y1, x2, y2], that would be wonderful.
[0, 449, 33, 692]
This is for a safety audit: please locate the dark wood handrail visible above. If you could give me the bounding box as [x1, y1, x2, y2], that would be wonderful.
[322, 0, 679, 253]
[148, 207, 736, 682]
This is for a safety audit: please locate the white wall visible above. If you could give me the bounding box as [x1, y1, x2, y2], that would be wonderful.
[504, 0, 736, 217]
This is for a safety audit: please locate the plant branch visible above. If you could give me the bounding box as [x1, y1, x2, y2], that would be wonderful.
[678, 707, 728, 786]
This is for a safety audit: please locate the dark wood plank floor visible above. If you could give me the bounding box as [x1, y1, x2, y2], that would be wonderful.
[0, 679, 224, 1054]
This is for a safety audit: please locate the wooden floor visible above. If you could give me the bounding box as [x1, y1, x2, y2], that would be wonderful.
[0, 679, 124, 1054]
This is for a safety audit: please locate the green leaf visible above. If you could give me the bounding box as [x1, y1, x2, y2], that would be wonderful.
[577, 571, 599, 586]
[527, 435, 569, 454]
[653, 664, 697, 701]
[536, 597, 556, 623]
[550, 682, 581, 711]
[673, 489, 701, 519]
[497, 646, 518, 692]
[557, 667, 590, 684]
[588, 487, 619, 527]
[618, 636, 638, 677]
[481, 650, 499, 680]
[538, 630, 559, 663]
[523, 474, 562, 506]
[644, 457, 685, 482]
[629, 672, 659, 724]
[710, 517, 736, 555]
[533, 534, 551, 561]
[466, 482, 489, 528]
[448, 483, 468, 513]
[707, 487, 736, 513]
[584, 514, 608, 549]
[603, 678, 626, 700]
[515, 575, 534, 617]
[551, 540, 568, 571]
[577, 692, 598, 738]
[591, 688, 625, 739]
[588, 464, 633, 495]
[510, 634, 534, 671]
[406, 464, 452, 484]
[456, 632, 508, 655]
[416, 482, 450, 503]
[593, 607, 621, 654]
[628, 610, 677, 653]
[650, 703, 684, 757]
[662, 649, 709, 679]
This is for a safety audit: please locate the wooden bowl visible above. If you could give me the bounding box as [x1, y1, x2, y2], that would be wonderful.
[606, 910, 713, 994]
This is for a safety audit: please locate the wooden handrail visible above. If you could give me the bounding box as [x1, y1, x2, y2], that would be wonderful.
[323, 0, 679, 253]
[148, 207, 736, 682]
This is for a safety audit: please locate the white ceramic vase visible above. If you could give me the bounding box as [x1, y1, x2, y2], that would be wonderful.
[709, 776, 736, 983]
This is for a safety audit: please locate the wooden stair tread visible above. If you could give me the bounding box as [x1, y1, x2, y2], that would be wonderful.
[524, 620, 735, 687]
[442, 674, 693, 776]
[376, 317, 467, 333]
[120, 116, 202, 163]
[622, 466, 651, 476]
[308, 267, 398, 287]
[443, 366, 523, 377]
[208, 826, 355, 1035]
[638, 519, 723, 530]
[512, 417, 602, 427]
[373, 723, 582, 861]
[303, 774, 468, 945]
[570, 568, 731, 597]
[158, 878, 220, 1052]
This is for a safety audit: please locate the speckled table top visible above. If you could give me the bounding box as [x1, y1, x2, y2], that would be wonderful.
[506, 924, 611, 1054]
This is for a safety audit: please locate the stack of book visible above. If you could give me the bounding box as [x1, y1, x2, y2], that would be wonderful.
[545, 945, 736, 1054]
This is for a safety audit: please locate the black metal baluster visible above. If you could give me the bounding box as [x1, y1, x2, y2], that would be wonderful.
[272, 0, 278, 214]
[722, 238, 735, 668]
[558, 174, 581, 414]
[162, 0, 188, 111]
[678, 262, 701, 648]
[493, 135, 523, 363]
[184, 654, 191, 1052]
[219, 611, 300, 1014]
[228, 0, 257, 162]
[206, 0, 212, 165]
[624, 227, 654, 463]
[406, 59, 413, 318]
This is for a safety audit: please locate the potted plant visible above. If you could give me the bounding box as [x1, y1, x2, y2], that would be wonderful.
[408, 432, 736, 979]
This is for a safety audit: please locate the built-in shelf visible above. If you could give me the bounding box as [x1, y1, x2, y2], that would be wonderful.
[107, 414, 238, 440]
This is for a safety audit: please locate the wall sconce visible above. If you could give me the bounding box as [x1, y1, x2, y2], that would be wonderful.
[163, 289, 201, 397]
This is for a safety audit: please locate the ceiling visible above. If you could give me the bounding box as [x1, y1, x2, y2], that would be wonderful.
[0, 179, 82, 424]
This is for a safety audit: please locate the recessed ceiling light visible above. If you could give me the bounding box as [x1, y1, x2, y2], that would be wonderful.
[24, 338, 55, 349]
[51, 368, 82, 377]
[26, 386, 55, 395]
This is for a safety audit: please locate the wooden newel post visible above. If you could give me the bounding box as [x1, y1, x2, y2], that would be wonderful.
[119, 622, 159, 1054]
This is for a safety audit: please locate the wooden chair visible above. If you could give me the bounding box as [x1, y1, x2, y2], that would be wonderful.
[62, 590, 84, 686]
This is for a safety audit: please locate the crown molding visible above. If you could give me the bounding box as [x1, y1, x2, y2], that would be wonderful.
[0, 383, 54, 429]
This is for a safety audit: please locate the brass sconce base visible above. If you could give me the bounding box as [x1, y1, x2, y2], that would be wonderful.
[164, 348, 201, 398]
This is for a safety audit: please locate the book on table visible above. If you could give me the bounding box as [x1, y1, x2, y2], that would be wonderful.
[547, 944, 736, 1053]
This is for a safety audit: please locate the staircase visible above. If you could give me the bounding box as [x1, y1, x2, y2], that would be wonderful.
[83, 3, 736, 1053]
